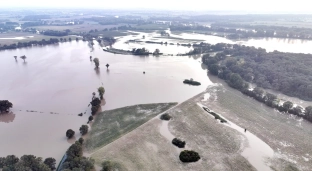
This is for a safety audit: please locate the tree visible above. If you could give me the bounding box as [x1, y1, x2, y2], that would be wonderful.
[179, 150, 200, 162]
[106, 64, 109, 69]
[13, 56, 17, 61]
[43, 157, 56, 170]
[69, 38, 72, 41]
[90, 98, 101, 107]
[0, 100, 13, 113]
[79, 125, 88, 135]
[4, 155, 19, 166]
[305, 106, 312, 121]
[88, 116, 93, 122]
[172, 138, 186, 148]
[283, 101, 293, 111]
[98, 87, 105, 100]
[66, 129, 75, 139]
[66, 141, 83, 159]
[153, 49, 160, 55]
[78, 138, 84, 144]
[20, 55, 27, 62]
[93, 58, 99, 68]
[208, 64, 219, 75]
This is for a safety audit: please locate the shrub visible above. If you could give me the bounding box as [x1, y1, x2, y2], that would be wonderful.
[79, 125, 89, 135]
[179, 150, 200, 163]
[78, 138, 84, 144]
[160, 113, 172, 120]
[172, 138, 186, 148]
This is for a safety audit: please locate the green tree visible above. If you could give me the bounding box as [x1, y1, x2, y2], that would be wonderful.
[78, 138, 84, 144]
[98, 87, 105, 99]
[79, 125, 89, 135]
[283, 101, 293, 111]
[208, 64, 219, 75]
[66, 129, 75, 139]
[43, 157, 56, 170]
[20, 55, 27, 62]
[93, 58, 99, 68]
[0, 100, 13, 113]
[88, 116, 94, 122]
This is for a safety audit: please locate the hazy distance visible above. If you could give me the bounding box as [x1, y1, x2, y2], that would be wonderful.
[0, 0, 310, 14]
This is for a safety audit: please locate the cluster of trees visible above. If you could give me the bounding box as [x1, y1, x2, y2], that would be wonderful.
[202, 45, 312, 122]
[60, 139, 94, 171]
[43, 30, 68, 36]
[172, 138, 186, 148]
[131, 48, 150, 55]
[0, 100, 13, 113]
[0, 155, 55, 170]
[241, 88, 312, 122]
[98, 87, 105, 100]
[179, 150, 201, 163]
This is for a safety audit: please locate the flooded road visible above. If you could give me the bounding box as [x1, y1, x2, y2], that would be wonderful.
[0, 40, 211, 163]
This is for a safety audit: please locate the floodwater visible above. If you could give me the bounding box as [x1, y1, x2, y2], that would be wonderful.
[0, 40, 211, 164]
[2, 30, 312, 167]
[169, 31, 312, 54]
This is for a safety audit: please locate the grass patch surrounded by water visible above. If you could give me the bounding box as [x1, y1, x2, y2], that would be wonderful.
[85, 103, 177, 152]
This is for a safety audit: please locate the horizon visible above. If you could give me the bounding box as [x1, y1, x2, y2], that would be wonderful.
[0, 0, 311, 14]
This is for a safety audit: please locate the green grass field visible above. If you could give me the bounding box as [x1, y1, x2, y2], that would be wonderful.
[85, 103, 177, 152]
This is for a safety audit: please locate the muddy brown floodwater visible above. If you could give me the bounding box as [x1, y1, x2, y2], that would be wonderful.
[0, 40, 211, 164]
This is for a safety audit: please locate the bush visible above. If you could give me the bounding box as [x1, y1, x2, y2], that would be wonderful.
[78, 138, 84, 144]
[66, 129, 75, 139]
[172, 138, 186, 148]
[160, 113, 172, 120]
[179, 150, 200, 163]
[0, 100, 13, 113]
[80, 125, 89, 135]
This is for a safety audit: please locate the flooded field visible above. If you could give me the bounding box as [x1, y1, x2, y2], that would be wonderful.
[1, 30, 312, 168]
[0, 40, 211, 164]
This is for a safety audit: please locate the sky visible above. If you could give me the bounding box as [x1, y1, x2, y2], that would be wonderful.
[0, 0, 311, 13]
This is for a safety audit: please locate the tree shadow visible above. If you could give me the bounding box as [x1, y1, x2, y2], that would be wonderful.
[23, 61, 28, 66]
[0, 112, 16, 123]
[67, 136, 77, 144]
[106, 69, 110, 74]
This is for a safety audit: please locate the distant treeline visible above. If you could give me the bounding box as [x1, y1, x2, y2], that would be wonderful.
[21, 15, 51, 21]
[170, 24, 312, 40]
[43, 30, 69, 36]
[83, 16, 149, 25]
[0, 38, 68, 51]
[200, 44, 312, 122]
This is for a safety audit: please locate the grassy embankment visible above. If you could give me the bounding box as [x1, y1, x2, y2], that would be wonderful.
[85, 103, 177, 153]
[88, 93, 256, 171]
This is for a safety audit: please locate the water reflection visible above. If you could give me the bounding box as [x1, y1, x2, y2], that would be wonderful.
[0, 112, 16, 123]
[67, 136, 76, 144]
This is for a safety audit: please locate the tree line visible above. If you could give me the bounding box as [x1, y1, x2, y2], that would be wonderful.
[201, 44, 312, 123]
[0, 155, 56, 171]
